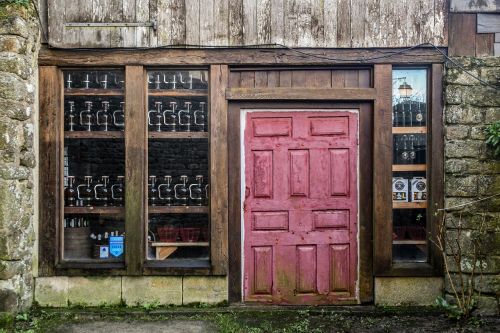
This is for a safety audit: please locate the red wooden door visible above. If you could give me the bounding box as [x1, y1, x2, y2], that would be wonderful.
[243, 110, 358, 305]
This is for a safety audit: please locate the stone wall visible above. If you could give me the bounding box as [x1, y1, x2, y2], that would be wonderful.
[444, 57, 500, 315]
[0, 8, 40, 313]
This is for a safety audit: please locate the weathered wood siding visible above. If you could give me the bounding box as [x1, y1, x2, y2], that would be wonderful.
[47, 0, 448, 48]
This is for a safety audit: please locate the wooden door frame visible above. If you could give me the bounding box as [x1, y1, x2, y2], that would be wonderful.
[228, 101, 373, 303]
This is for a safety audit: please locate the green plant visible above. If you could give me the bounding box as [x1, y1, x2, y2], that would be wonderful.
[0, 0, 30, 7]
[485, 121, 500, 157]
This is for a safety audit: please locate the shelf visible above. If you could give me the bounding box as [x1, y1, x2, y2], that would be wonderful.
[64, 131, 124, 139]
[64, 88, 124, 96]
[149, 89, 208, 97]
[393, 202, 427, 209]
[151, 242, 209, 247]
[393, 240, 427, 245]
[392, 126, 427, 134]
[64, 206, 125, 215]
[148, 132, 208, 139]
[392, 164, 426, 172]
[148, 206, 208, 214]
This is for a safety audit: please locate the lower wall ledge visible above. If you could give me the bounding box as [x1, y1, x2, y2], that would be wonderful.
[375, 277, 444, 306]
[34, 276, 228, 307]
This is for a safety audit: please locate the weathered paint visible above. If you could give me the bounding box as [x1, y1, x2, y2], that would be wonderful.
[243, 110, 358, 305]
[47, 0, 448, 48]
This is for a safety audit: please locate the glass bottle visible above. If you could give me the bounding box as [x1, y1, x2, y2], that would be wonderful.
[148, 175, 159, 206]
[111, 176, 125, 206]
[174, 175, 189, 206]
[163, 101, 177, 132]
[194, 102, 206, 132]
[65, 101, 77, 131]
[178, 101, 192, 132]
[189, 175, 204, 206]
[148, 101, 163, 132]
[113, 102, 125, 131]
[94, 176, 111, 206]
[77, 176, 94, 207]
[64, 176, 77, 207]
[158, 175, 174, 206]
[96, 101, 111, 131]
[79, 101, 94, 132]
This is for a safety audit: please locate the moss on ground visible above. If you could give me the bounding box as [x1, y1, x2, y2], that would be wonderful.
[0, 305, 498, 333]
[0, 1, 32, 20]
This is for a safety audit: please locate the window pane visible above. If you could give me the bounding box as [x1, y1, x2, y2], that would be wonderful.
[392, 69, 428, 263]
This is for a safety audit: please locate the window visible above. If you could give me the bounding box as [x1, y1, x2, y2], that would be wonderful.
[392, 69, 428, 262]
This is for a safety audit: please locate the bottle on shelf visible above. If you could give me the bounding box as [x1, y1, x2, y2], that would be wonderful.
[148, 101, 163, 132]
[77, 176, 94, 207]
[178, 102, 192, 132]
[179, 72, 193, 90]
[194, 102, 206, 132]
[189, 175, 205, 206]
[111, 176, 125, 206]
[158, 175, 174, 206]
[64, 176, 77, 207]
[148, 175, 159, 206]
[112, 102, 125, 131]
[94, 176, 111, 206]
[96, 101, 111, 131]
[65, 101, 77, 131]
[174, 175, 189, 206]
[79, 101, 94, 132]
[163, 101, 177, 132]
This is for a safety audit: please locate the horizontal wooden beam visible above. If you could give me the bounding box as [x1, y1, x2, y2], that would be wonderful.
[39, 46, 445, 66]
[226, 88, 377, 100]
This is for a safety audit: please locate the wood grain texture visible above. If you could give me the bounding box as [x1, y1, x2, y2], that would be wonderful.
[475, 33, 495, 56]
[450, 0, 498, 12]
[226, 87, 376, 100]
[448, 13, 477, 56]
[39, 66, 61, 276]
[373, 64, 392, 275]
[210, 65, 229, 275]
[125, 66, 146, 275]
[477, 13, 500, 33]
[47, 0, 449, 48]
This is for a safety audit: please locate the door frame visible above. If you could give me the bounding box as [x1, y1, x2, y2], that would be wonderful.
[228, 101, 374, 303]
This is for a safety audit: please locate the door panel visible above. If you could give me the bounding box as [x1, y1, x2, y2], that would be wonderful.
[243, 111, 359, 305]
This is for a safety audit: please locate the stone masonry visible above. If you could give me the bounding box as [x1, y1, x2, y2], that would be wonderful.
[444, 57, 500, 315]
[0, 8, 40, 313]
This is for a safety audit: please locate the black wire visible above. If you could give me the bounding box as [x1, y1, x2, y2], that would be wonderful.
[30, 0, 48, 43]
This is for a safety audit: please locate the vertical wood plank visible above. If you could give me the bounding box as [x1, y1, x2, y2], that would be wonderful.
[214, 0, 229, 45]
[331, 70, 346, 88]
[279, 71, 292, 87]
[475, 33, 494, 56]
[228, 103, 242, 301]
[373, 64, 392, 275]
[336, 0, 351, 47]
[243, 0, 258, 45]
[284, 0, 299, 46]
[420, 0, 435, 47]
[240, 71, 255, 88]
[63, 0, 80, 47]
[270, 0, 284, 45]
[48, 0, 64, 46]
[228, 71, 241, 88]
[310, 0, 324, 47]
[406, 0, 422, 45]
[39, 66, 61, 276]
[350, 0, 366, 47]
[148, 0, 158, 47]
[121, 0, 137, 47]
[210, 65, 229, 275]
[108, 0, 124, 46]
[430, 63, 444, 273]
[448, 13, 476, 56]
[171, 0, 187, 45]
[296, 0, 314, 47]
[200, 0, 215, 45]
[136, 0, 150, 47]
[323, 0, 338, 47]
[78, 0, 95, 47]
[91, 0, 110, 47]
[364, 0, 380, 47]
[345, 70, 359, 88]
[125, 66, 146, 275]
[185, 0, 200, 45]
[254, 71, 268, 87]
[267, 71, 280, 87]
[291, 70, 307, 87]
[434, 0, 448, 46]
[257, 0, 272, 44]
[229, 0, 244, 45]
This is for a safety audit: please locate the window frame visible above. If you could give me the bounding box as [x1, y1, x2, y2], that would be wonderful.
[39, 65, 228, 276]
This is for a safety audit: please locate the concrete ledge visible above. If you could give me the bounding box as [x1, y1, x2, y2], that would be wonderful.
[122, 276, 182, 306]
[375, 277, 443, 306]
[183, 276, 227, 305]
[68, 277, 121, 306]
[34, 277, 68, 307]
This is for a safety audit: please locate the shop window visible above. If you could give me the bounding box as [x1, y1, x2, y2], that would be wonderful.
[391, 69, 428, 262]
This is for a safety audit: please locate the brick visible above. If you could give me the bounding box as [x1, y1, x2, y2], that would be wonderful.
[484, 107, 500, 124]
[445, 125, 469, 140]
[375, 277, 443, 306]
[122, 276, 182, 306]
[445, 176, 478, 197]
[68, 277, 121, 306]
[34, 277, 68, 307]
[445, 105, 484, 125]
[445, 159, 500, 175]
[182, 276, 227, 305]
[444, 85, 463, 105]
[445, 140, 485, 158]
